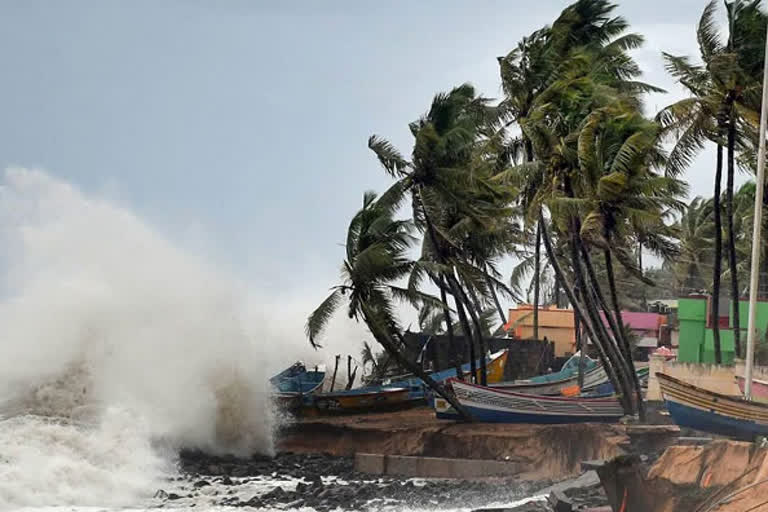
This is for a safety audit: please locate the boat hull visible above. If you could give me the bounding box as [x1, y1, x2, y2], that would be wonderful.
[665, 400, 768, 441]
[657, 372, 768, 441]
[735, 375, 768, 404]
[305, 387, 412, 415]
[435, 379, 624, 424]
[492, 364, 609, 396]
[387, 349, 509, 401]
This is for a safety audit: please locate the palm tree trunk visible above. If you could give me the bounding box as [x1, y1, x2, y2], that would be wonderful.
[538, 210, 632, 413]
[713, 143, 724, 364]
[575, 287, 584, 389]
[452, 292, 477, 382]
[534, 221, 542, 340]
[439, 274, 465, 381]
[727, 118, 741, 357]
[604, 247, 646, 421]
[417, 185, 481, 382]
[484, 267, 507, 326]
[360, 303, 472, 421]
[572, 234, 634, 413]
[578, 240, 638, 403]
[452, 273, 489, 386]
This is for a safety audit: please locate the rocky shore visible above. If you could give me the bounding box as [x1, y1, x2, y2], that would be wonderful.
[164, 450, 603, 511]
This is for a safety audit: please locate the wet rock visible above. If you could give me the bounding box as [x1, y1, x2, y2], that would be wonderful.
[219, 475, 234, 486]
[262, 486, 288, 501]
[167, 493, 182, 501]
[193, 480, 210, 488]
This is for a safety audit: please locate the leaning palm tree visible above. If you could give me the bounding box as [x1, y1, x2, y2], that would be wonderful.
[306, 188, 470, 419]
[368, 84, 516, 385]
[576, 104, 687, 420]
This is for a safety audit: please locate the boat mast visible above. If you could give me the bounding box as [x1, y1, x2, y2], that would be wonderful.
[744, 21, 768, 400]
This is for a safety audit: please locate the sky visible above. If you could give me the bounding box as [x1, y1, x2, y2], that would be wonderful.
[0, 1, 746, 361]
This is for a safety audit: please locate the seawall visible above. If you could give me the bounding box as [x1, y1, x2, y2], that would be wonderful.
[278, 409, 678, 481]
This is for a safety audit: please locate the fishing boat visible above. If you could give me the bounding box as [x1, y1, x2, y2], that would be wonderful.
[270, 362, 326, 410]
[560, 365, 650, 397]
[383, 349, 509, 401]
[489, 352, 598, 395]
[493, 358, 611, 396]
[305, 386, 411, 415]
[434, 379, 625, 423]
[657, 372, 768, 441]
[735, 375, 768, 404]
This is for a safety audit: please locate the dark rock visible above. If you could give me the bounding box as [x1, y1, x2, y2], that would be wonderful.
[547, 490, 573, 512]
[167, 493, 182, 501]
[193, 480, 210, 488]
[219, 476, 234, 486]
[261, 486, 287, 501]
[243, 496, 263, 508]
[154, 490, 168, 499]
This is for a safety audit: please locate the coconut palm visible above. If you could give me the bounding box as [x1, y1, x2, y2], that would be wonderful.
[658, 0, 766, 360]
[495, 0, 668, 415]
[368, 84, 517, 386]
[305, 188, 470, 419]
[574, 104, 687, 419]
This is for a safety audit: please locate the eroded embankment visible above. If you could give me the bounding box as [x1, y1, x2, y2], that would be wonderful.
[278, 408, 628, 480]
[595, 440, 768, 511]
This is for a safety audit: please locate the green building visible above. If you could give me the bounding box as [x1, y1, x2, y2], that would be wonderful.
[677, 296, 768, 364]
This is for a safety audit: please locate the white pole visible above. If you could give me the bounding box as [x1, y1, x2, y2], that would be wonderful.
[744, 24, 768, 400]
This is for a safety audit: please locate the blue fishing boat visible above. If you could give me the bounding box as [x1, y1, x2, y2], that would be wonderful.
[434, 379, 624, 423]
[657, 372, 768, 441]
[383, 349, 508, 401]
[490, 352, 599, 395]
[270, 362, 325, 410]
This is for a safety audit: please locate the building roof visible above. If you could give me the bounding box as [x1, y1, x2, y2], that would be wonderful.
[505, 305, 574, 331]
[600, 311, 662, 332]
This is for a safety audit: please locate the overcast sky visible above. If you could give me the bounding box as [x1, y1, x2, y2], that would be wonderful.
[0, 1, 744, 359]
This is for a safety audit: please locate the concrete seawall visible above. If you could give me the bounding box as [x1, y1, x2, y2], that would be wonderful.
[355, 453, 524, 479]
[279, 409, 680, 481]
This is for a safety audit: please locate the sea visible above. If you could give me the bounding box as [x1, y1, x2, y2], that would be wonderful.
[0, 168, 543, 512]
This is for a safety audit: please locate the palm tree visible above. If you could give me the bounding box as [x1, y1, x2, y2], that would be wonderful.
[306, 188, 471, 419]
[669, 197, 716, 294]
[575, 104, 687, 419]
[659, 0, 766, 360]
[368, 84, 516, 386]
[495, 0, 666, 415]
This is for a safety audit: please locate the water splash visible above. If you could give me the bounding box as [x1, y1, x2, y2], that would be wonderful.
[0, 168, 278, 508]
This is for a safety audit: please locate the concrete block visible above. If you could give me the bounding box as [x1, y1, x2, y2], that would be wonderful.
[354, 453, 385, 475]
[354, 453, 522, 479]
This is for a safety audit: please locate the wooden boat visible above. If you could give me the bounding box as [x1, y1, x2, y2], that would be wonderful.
[270, 362, 325, 393]
[735, 375, 768, 404]
[561, 365, 650, 397]
[270, 362, 325, 410]
[305, 387, 411, 415]
[384, 349, 509, 401]
[657, 372, 768, 441]
[493, 363, 606, 396]
[434, 379, 625, 423]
